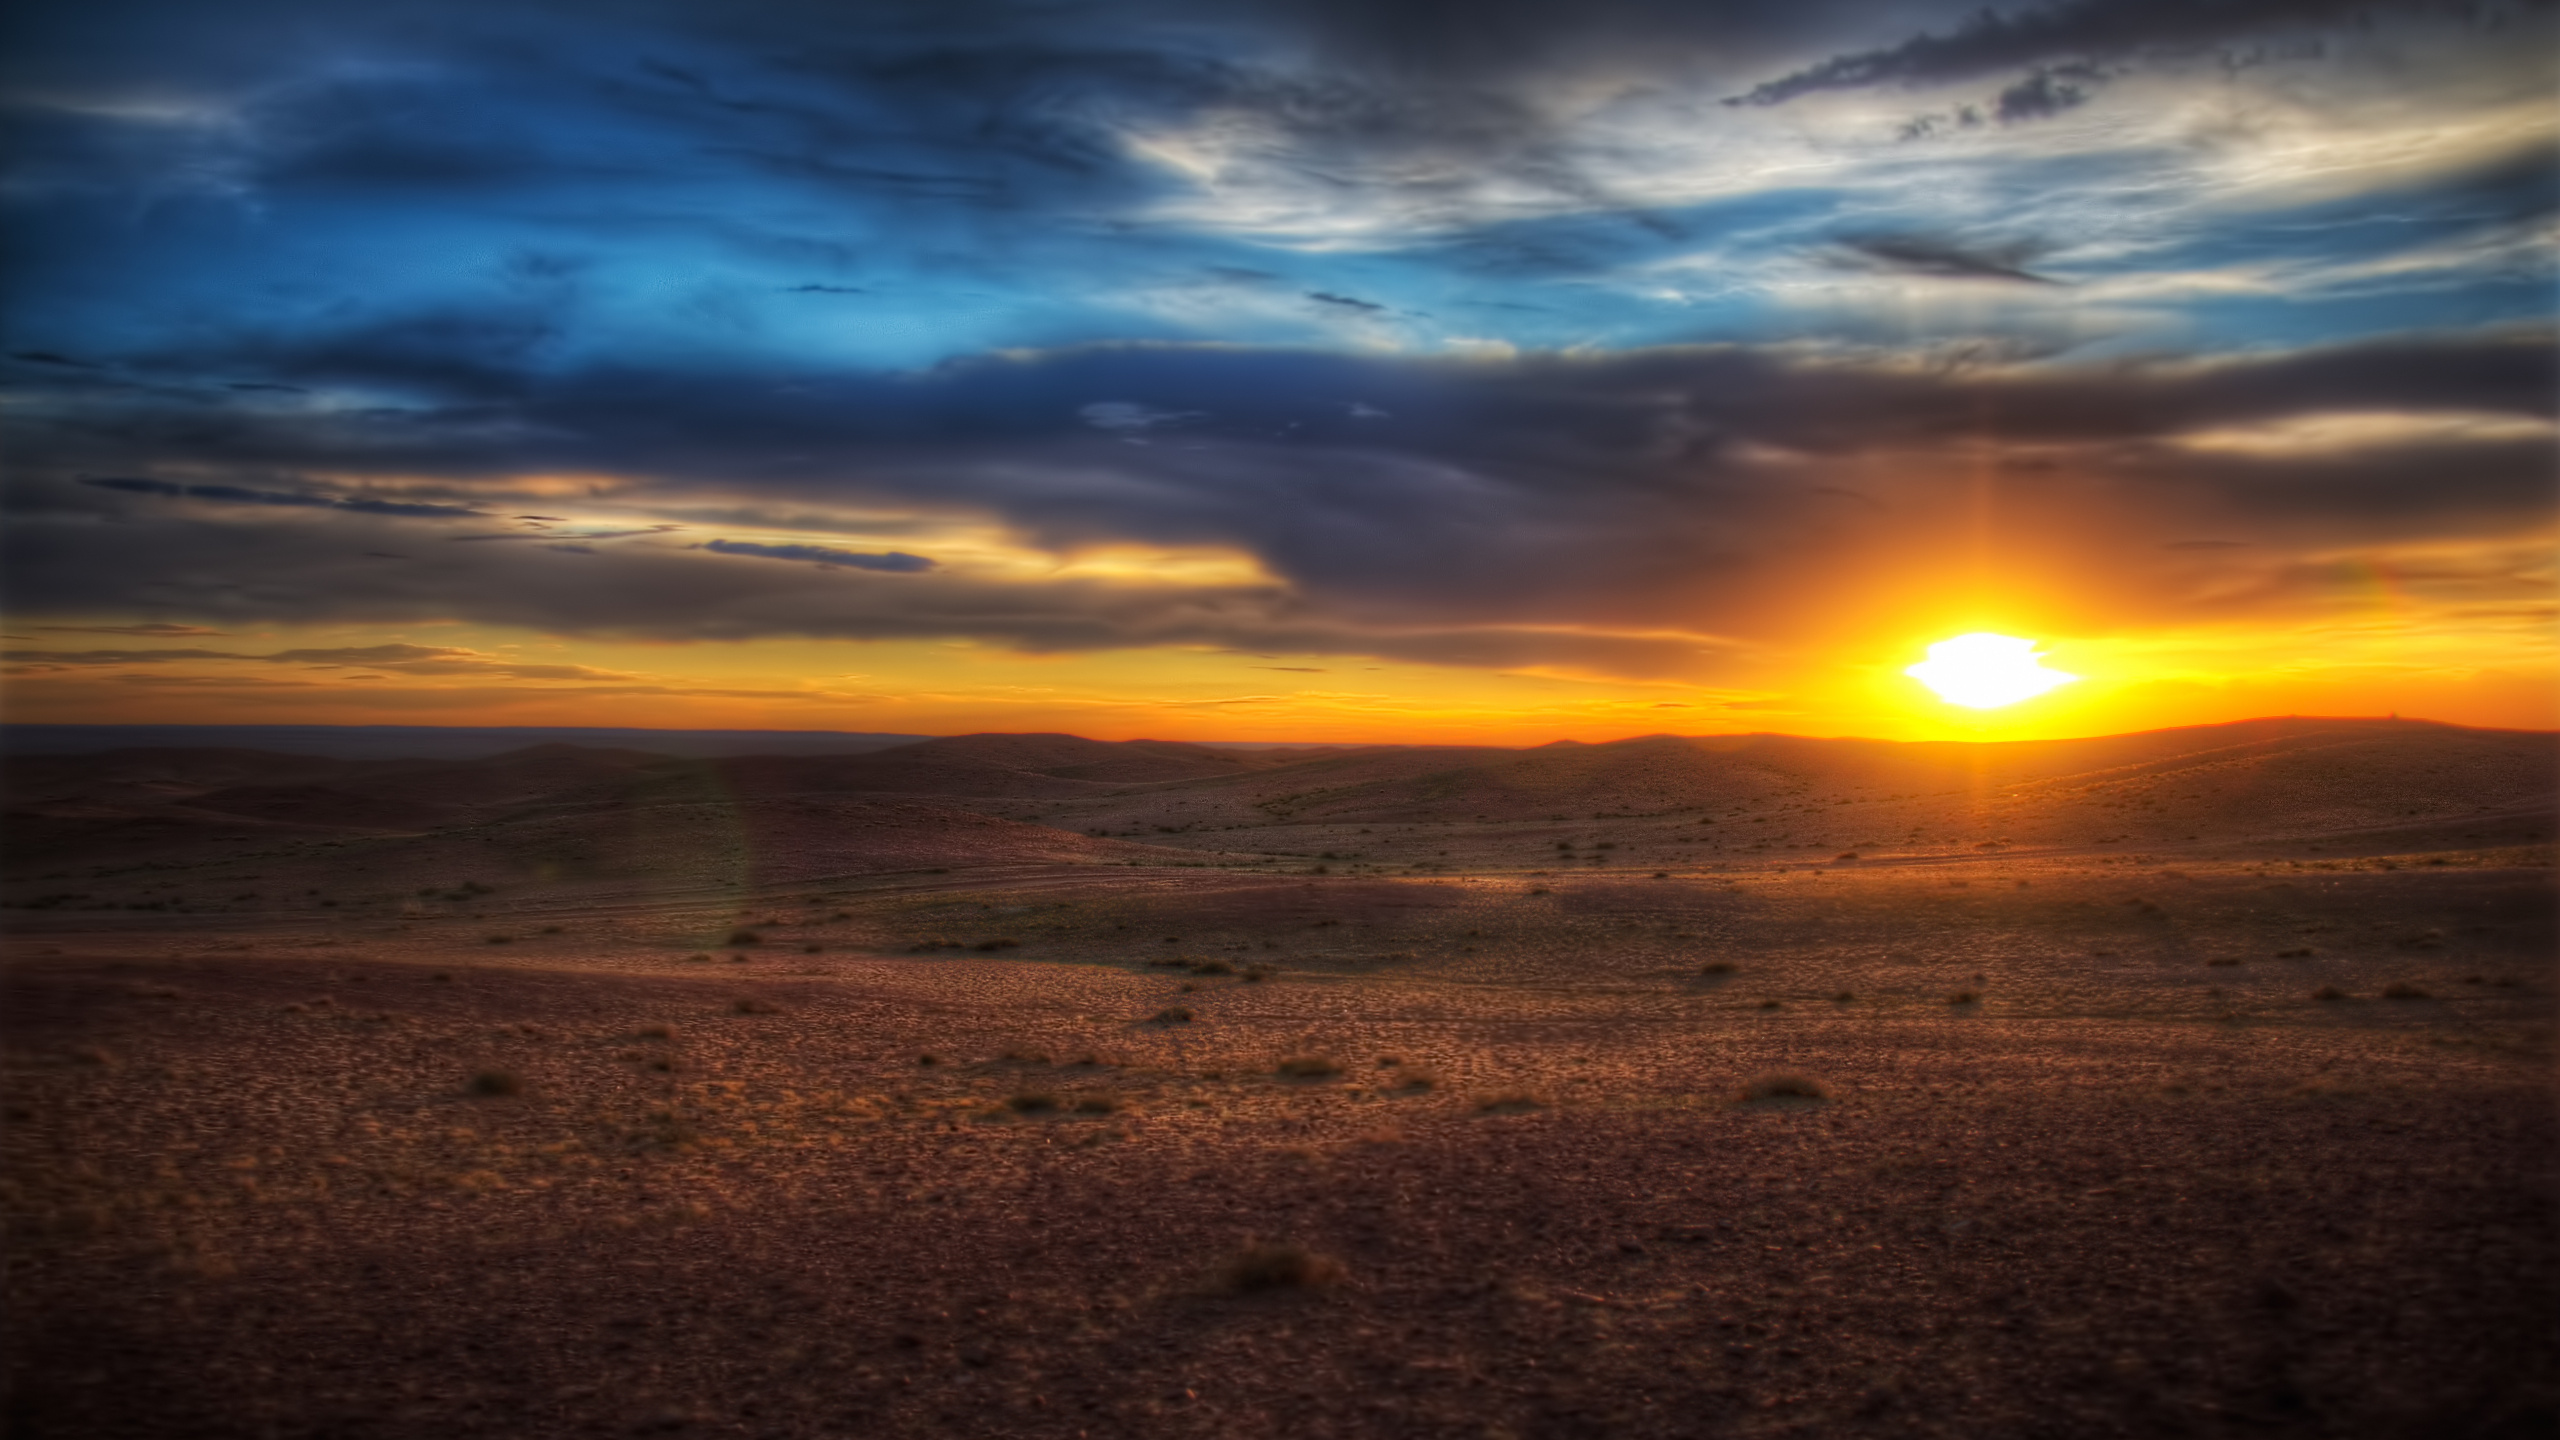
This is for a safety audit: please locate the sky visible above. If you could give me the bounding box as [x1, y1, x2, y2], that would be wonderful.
[2, 0, 2553, 743]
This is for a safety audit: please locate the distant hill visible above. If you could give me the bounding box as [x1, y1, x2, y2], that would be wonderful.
[0, 724, 937, 761]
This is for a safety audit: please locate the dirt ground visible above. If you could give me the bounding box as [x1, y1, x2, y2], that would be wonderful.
[4, 725, 2554, 1438]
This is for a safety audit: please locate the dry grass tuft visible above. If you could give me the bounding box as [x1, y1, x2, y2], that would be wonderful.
[636, 1023, 678, 1041]
[1699, 960, 1738, 975]
[1007, 1091, 1061, 1114]
[1275, 1055, 1342, 1080]
[1947, 990, 1981, 1005]
[726, 929, 761, 946]
[1221, 1241, 1344, 1293]
[1071, 1092, 1122, 1115]
[1476, 1092, 1544, 1114]
[2313, 986, 2349, 1001]
[1149, 1006, 1195, 1025]
[730, 997, 781, 1015]
[1741, 1073, 1827, 1102]
[2381, 981, 2431, 1000]
[469, 1070, 522, 1097]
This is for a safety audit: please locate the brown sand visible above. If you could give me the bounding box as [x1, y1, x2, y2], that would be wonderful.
[5, 718, 2553, 1438]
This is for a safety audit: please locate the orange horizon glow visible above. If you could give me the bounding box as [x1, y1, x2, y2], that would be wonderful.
[5, 607, 2552, 746]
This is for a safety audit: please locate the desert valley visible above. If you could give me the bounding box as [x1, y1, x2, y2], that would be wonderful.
[2, 717, 2552, 1439]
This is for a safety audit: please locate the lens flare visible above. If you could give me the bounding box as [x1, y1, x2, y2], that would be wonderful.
[1905, 633, 2078, 709]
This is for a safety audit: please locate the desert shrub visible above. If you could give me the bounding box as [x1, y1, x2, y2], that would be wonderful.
[2277, 948, 2314, 958]
[1222, 1241, 1343, 1293]
[726, 929, 761, 946]
[1758, 999, 1784, 1011]
[1242, 965, 1274, 983]
[2207, 958, 2242, 967]
[681, 953, 711, 964]
[2382, 981, 2431, 1000]
[1947, 990, 1980, 1005]
[484, 935, 512, 945]
[1742, 1073, 1827, 1101]
[1072, 1092, 1121, 1115]
[1832, 991, 1855, 1003]
[1150, 1007, 1195, 1025]
[1395, 1067, 1440, 1092]
[974, 937, 1020, 951]
[541, 925, 563, 935]
[917, 1053, 940, 1065]
[1476, 1093, 1543, 1114]
[2313, 986, 2348, 1001]
[1700, 961, 1737, 975]
[1007, 1091, 1061, 1114]
[1276, 1055, 1341, 1079]
[469, 1070, 522, 1097]
[636, 1023, 678, 1041]
[1004, 1047, 1052, 1064]
[1189, 960, 1236, 976]
[731, 997, 781, 1015]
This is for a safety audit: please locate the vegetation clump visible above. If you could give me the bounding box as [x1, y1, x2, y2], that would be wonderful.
[1222, 1241, 1343, 1293]
[2382, 981, 2431, 1000]
[1149, 1006, 1194, 1025]
[1741, 1073, 1827, 1102]
[469, 1070, 522, 1097]
[1275, 1055, 1342, 1079]
[1476, 1093, 1544, 1114]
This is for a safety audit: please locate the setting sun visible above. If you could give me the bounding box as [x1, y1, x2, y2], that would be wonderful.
[1905, 633, 2079, 710]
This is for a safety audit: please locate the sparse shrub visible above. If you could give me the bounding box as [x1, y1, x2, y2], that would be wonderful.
[540, 925, 563, 935]
[918, 1053, 940, 1065]
[1742, 1073, 1827, 1101]
[1150, 1007, 1195, 1025]
[802, 943, 823, 954]
[1832, 991, 1854, 1003]
[484, 934, 511, 945]
[1947, 990, 1980, 1005]
[727, 929, 761, 946]
[681, 953, 711, 964]
[1700, 961, 1737, 975]
[1276, 1055, 1342, 1079]
[1004, 1047, 1053, 1064]
[636, 1023, 678, 1041]
[1476, 1093, 1543, 1114]
[430, 972, 453, 983]
[731, 996, 781, 1015]
[2382, 982, 2431, 1000]
[1222, 1241, 1342, 1293]
[2313, 986, 2348, 1001]
[1007, 1091, 1061, 1114]
[2277, 948, 2314, 958]
[2207, 958, 2242, 967]
[1242, 965, 1273, 983]
[1758, 999, 1783, 1010]
[1396, 1067, 1440, 1092]
[470, 1070, 522, 1097]
[1072, 1092, 1121, 1114]
[1189, 959, 1236, 976]
[974, 937, 1020, 951]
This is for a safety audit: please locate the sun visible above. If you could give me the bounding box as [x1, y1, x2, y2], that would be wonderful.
[1905, 632, 2078, 709]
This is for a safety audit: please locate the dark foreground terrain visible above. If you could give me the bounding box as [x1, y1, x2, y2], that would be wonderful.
[4, 718, 2553, 1439]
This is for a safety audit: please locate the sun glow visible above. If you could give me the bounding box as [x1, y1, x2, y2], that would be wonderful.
[1905, 632, 2079, 710]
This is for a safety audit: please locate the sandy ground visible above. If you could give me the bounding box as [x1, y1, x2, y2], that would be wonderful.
[4, 726, 2554, 1438]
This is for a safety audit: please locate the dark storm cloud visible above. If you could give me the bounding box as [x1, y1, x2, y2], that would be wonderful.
[1832, 234, 2057, 283]
[703, 539, 937, 572]
[1727, 0, 2433, 108]
[80, 477, 483, 519]
[5, 321, 2549, 665]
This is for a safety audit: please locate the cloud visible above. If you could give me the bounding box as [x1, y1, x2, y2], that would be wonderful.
[80, 477, 484, 519]
[1307, 291, 1387, 313]
[702, 539, 936, 572]
[37, 622, 228, 636]
[1832, 233, 2057, 283]
[1727, 0, 2381, 108]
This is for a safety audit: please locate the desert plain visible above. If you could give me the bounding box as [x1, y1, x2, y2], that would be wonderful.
[3, 716, 2553, 1439]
